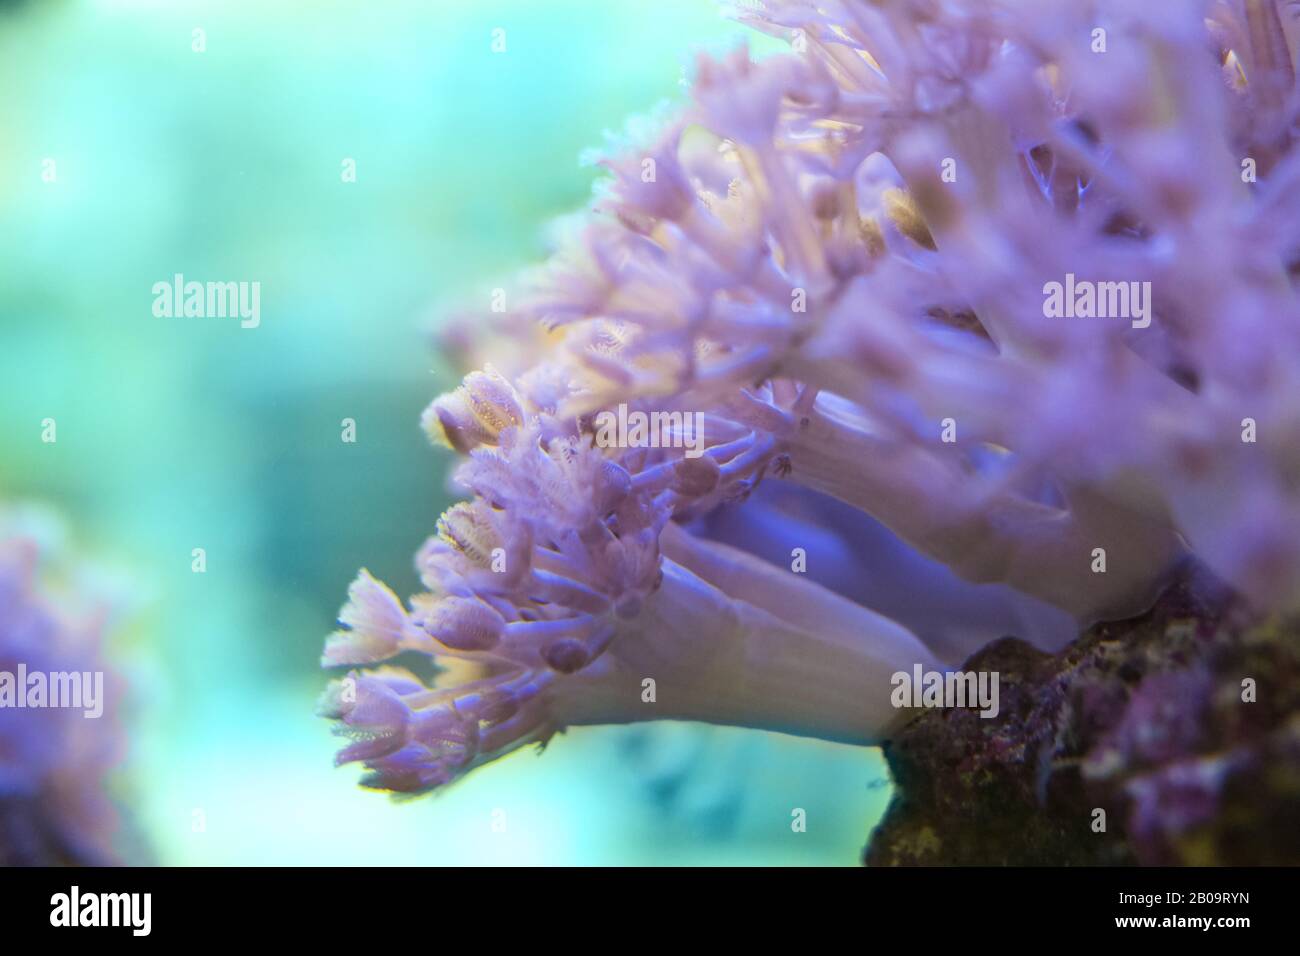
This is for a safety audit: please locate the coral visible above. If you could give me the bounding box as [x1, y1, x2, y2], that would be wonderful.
[0, 519, 125, 865]
[322, 0, 1300, 799]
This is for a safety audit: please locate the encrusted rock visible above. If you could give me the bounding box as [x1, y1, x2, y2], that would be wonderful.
[866, 567, 1300, 865]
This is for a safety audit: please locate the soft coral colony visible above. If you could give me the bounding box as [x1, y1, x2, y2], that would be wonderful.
[320, 0, 1300, 795]
[0, 514, 123, 864]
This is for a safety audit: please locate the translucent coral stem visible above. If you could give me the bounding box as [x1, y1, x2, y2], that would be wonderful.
[559, 524, 939, 745]
[783, 401, 1185, 622]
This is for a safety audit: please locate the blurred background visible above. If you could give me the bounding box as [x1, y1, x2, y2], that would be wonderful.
[0, 0, 891, 864]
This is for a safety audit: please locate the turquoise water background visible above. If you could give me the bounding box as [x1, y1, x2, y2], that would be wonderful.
[0, 0, 891, 864]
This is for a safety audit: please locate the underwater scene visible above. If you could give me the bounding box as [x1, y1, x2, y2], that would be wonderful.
[3, 0, 1299, 876]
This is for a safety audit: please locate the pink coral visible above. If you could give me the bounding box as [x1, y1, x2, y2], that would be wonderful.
[323, 0, 1300, 795]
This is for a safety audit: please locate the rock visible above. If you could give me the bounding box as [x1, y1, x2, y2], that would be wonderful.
[865, 565, 1300, 865]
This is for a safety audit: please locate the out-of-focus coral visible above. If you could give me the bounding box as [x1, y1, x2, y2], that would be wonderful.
[867, 564, 1300, 865]
[0, 511, 126, 865]
[322, 0, 1300, 798]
